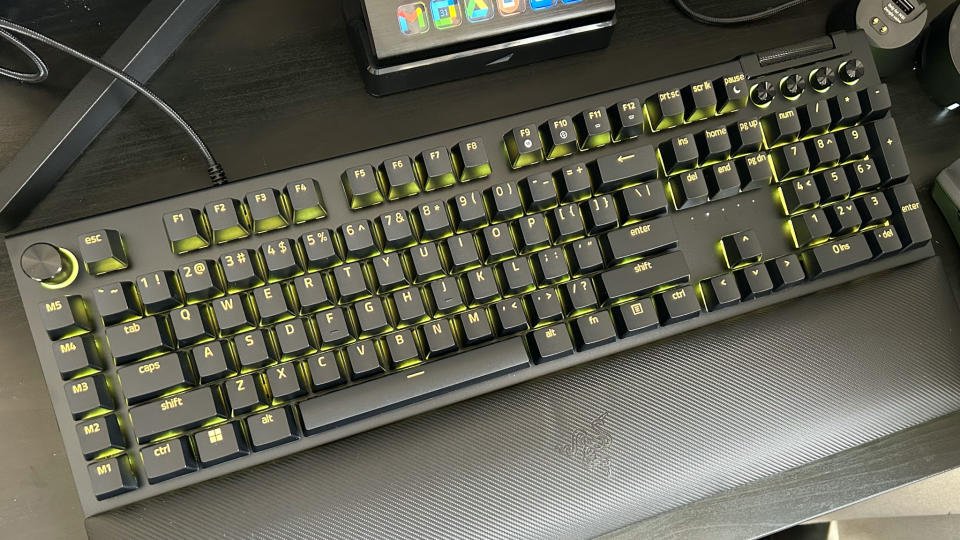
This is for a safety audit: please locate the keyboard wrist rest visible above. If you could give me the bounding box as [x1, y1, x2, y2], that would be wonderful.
[86, 256, 960, 539]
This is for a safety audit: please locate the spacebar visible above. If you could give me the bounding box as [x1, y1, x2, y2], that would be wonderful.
[298, 338, 530, 435]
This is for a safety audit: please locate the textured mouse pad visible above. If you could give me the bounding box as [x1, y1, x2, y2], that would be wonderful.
[87, 257, 960, 539]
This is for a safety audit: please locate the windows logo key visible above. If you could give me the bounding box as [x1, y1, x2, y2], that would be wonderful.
[397, 3, 429, 36]
[431, 0, 463, 29]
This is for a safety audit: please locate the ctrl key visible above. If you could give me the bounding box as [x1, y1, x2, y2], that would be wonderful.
[526, 324, 574, 364]
[88, 456, 137, 500]
[141, 437, 197, 483]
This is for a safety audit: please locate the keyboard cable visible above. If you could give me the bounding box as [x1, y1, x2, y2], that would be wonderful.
[674, 0, 812, 25]
[0, 18, 227, 185]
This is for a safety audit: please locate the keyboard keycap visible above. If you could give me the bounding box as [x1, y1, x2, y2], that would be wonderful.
[275, 319, 316, 359]
[417, 147, 458, 191]
[867, 225, 903, 258]
[514, 213, 551, 252]
[485, 182, 524, 222]
[855, 192, 892, 226]
[613, 298, 659, 336]
[611, 98, 645, 140]
[428, 277, 464, 315]
[76, 414, 124, 459]
[575, 106, 613, 149]
[738, 152, 774, 191]
[205, 199, 249, 244]
[78, 229, 129, 275]
[716, 73, 748, 114]
[767, 255, 805, 289]
[194, 422, 248, 466]
[106, 317, 174, 364]
[542, 115, 578, 159]
[266, 362, 307, 401]
[550, 204, 586, 243]
[618, 181, 668, 222]
[860, 84, 892, 121]
[422, 319, 458, 357]
[838, 126, 870, 160]
[867, 118, 910, 184]
[561, 278, 599, 315]
[298, 339, 529, 434]
[493, 298, 528, 335]
[247, 407, 299, 451]
[601, 217, 678, 262]
[534, 247, 569, 284]
[245, 189, 289, 233]
[779, 176, 819, 214]
[382, 330, 422, 368]
[212, 294, 257, 335]
[293, 273, 332, 313]
[655, 286, 701, 324]
[259, 239, 302, 281]
[178, 260, 223, 302]
[136, 271, 182, 314]
[65, 375, 113, 419]
[234, 329, 277, 370]
[696, 126, 732, 163]
[141, 438, 197, 483]
[567, 238, 604, 275]
[800, 100, 831, 136]
[498, 257, 535, 295]
[392, 288, 428, 326]
[456, 308, 494, 346]
[701, 274, 740, 311]
[88, 457, 137, 500]
[342, 165, 384, 209]
[253, 283, 296, 324]
[824, 201, 861, 235]
[444, 234, 481, 272]
[117, 353, 194, 404]
[332, 262, 371, 301]
[226, 374, 269, 414]
[162, 208, 210, 254]
[129, 386, 227, 443]
[285, 179, 327, 223]
[772, 142, 810, 180]
[526, 288, 564, 325]
[220, 249, 265, 291]
[572, 312, 617, 350]
[802, 234, 872, 278]
[414, 201, 453, 240]
[683, 79, 718, 121]
[670, 169, 710, 209]
[790, 210, 832, 247]
[762, 109, 801, 146]
[450, 190, 488, 232]
[886, 183, 932, 249]
[377, 210, 416, 251]
[355, 297, 391, 336]
[659, 133, 699, 174]
[339, 220, 378, 260]
[305, 352, 346, 390]
[730, 118, 764, 155]
[735, 264, 774, 299]
[520, 174, 559, 212]
[192, 342, 236, 383]
[380, 156, 420, 200]
[505, 125, 544, 169]
[646, 88, 684, 131]
[372, 252, 409, 291]
[300, 229, 341, 270]
[464, 267, 499, 305]
[54, 335, 102, 379]
[527, 324, 574, 363]
[93, 282, 140, 325]
[591, 146, 658, 193]
[720, 230, 762, 268]
[596, 251, 690, 305]
[583, 195, 619, 234]
[557, 163, 593, 202]
[829, 92, 862, 127]
[453, 137, 491, 182]
[806, 133, 841, 169]
[480, 222, 516, 262]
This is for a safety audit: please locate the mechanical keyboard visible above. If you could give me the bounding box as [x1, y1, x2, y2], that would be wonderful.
[6, 31, 935, 515]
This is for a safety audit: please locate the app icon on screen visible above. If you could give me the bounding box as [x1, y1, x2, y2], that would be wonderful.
[431, 0, 464, 29]
[397, 3, 429, 35]
[466, 0, 494, 22]
[530, 0, 558, 9]
[497, 0, 526, 16]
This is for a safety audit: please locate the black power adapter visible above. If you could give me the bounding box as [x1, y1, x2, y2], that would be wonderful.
[830, 0, 929, 76]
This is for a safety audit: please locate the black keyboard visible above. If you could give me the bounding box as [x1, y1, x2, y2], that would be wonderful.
[7, 31, 934, 515]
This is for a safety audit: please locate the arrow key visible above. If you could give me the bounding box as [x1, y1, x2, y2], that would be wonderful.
[720, 230, 762, 268]
[700, 274, 740, 311]
[735, 264, 774, 300]
[767, 254, 805, 290]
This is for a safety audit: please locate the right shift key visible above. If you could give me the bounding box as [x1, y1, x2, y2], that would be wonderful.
[886, 183, 932, 249]
[866, 118, 909, 184]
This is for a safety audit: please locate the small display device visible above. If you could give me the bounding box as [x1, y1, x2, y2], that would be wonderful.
[344, 0, 616, 95]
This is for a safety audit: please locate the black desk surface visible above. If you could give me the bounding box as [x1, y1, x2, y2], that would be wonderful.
[3, 0, 960, 538]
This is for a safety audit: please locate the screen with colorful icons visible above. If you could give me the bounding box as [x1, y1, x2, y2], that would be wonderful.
[364, 0, 609, 60]
[396, 0, 585, 35]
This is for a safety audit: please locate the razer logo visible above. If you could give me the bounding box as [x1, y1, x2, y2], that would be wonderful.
[558, 412, 612, 478]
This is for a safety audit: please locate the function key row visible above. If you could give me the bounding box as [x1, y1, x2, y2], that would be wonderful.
[342, 137, 491, 210]
[162, 179, 328, 255]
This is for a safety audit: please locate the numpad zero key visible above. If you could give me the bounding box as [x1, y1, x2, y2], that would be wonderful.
[7, 31, 936, 515]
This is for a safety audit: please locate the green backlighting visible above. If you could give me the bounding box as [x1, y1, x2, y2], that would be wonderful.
[253, 215, 289, 234]
[581, 133, 612, 151]
[424, 173, 457, 192]
[293, 206, 327, 224]
[213, 225, 250, 244]
[171, 235, 210, 255]
[461, 163, 492, 182]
